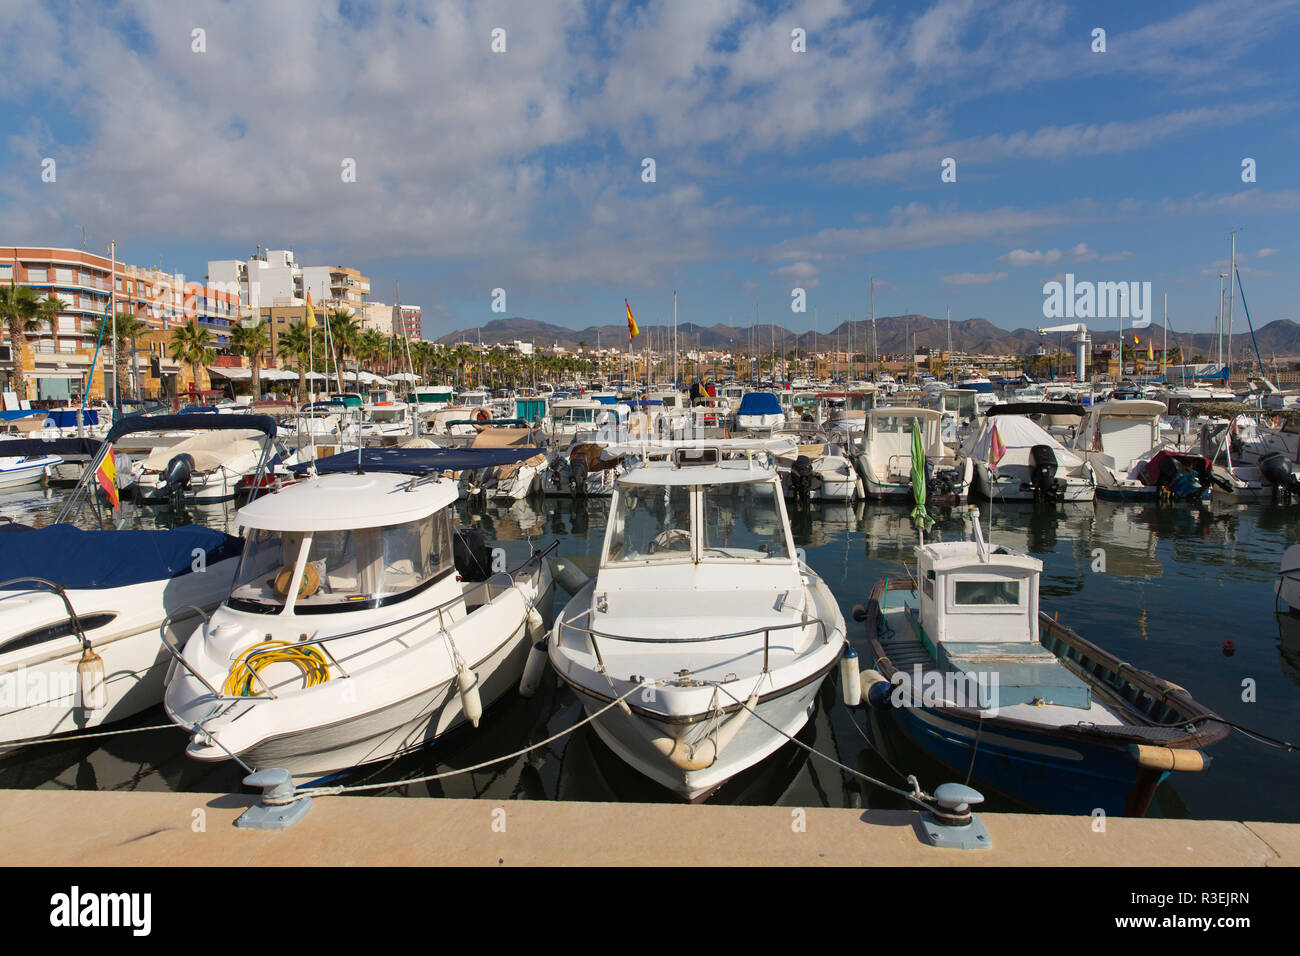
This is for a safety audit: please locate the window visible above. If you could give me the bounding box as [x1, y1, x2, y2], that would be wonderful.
[607, 483, 692, 562]
[27, 267, 47, 282]
[55, 268, 73, 283]
[954, 579, 1021, 606]
[229, 516, 453, 614]
[0, 612, 118, 654]
[701, 481, 789, 560]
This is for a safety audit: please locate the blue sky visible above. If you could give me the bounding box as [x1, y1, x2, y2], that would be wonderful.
[1, 0, 1297, 340]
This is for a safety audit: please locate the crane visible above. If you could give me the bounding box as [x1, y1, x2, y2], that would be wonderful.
[1036, 322, 1091, 382]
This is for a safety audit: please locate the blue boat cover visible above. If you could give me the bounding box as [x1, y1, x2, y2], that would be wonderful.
[0, 438, 100, 458]
[0, 524, 243, 590]
[292, 446, 544, 476]
[45, 409, 100, 428]
[737, 392, 781, 416]
[0, 410, 45, 422]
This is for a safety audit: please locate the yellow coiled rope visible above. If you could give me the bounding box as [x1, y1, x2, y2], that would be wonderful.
[223, 640, 332, 698]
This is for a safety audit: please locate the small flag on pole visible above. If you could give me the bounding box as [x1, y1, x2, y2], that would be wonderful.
[96, 445, 119, 511]
[305, 290, 317, 329]
[1147, 339, 1154, 361]
[626, 299, 639, 340]
[988, 424, 1006, 470]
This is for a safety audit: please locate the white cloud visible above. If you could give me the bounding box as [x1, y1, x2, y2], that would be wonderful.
[1003, 248, 1063, 266]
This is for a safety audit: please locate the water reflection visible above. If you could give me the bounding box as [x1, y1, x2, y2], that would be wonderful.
[2, 483, 1299, 822]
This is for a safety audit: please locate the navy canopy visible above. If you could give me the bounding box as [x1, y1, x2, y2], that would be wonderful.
[293, 446, 544, 477]
[0, 437, 101, 458]
[986, 402, 1087, 418]
[105, 413, 278, 444]
[0, 524, 243, 590]
[737, 392, 781, 416]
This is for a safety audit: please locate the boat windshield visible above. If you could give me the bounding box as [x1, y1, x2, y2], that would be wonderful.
[701, 481, 789, 561]
[606, 484, 692, 562]
[228, 513, 453, 613]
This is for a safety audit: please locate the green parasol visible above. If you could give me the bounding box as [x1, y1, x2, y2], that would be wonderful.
[910, 419, 934, 531]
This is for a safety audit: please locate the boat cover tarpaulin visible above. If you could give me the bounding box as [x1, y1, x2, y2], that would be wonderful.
[965, 416, 1083, 469]
[45, 409, 101, 428]
[0, 524, 242, 590]
[292, 446, 545, 476]
[736, 392, 784, 430]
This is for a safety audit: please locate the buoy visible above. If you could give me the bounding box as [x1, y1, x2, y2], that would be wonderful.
[518, 639, 549, 698]
[548, 557, 591, 595]
[851, 604, 867, 623]
[457, 664, 483, 728]
[77, 646, 106, 712]
[861, 668, 894, 709]
[840, 647, 862, 707]
[1222, 639, 1235, 657]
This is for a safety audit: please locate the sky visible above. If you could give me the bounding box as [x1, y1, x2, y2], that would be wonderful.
[0, 0, 1297, 341]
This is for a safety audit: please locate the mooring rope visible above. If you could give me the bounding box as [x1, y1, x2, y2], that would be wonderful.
[707, 681, 934, 812]
[0, 722, 178, 751]
[294, 680, 654, 799]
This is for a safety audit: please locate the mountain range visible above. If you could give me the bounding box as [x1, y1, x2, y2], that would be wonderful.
[436, 314, 1300, 359]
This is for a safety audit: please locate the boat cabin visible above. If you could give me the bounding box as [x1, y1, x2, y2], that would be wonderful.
[913, 539, 1089, 709]
[226, 472, 460, 618]
[1073, 400, 1164, 471]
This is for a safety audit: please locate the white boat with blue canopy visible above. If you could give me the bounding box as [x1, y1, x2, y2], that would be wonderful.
[0, 414, 269, 745]
[860, 510, 1226, 816]
[549, 441, 846, 800]
[164, 446, 554, 783]
[734, 391, 784, 433]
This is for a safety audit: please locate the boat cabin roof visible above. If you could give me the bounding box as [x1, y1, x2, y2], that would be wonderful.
[236, 471, 456, 532]
[618, 455, 780, 487]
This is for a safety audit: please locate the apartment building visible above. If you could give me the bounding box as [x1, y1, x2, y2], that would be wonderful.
[1, 245, 239, 402]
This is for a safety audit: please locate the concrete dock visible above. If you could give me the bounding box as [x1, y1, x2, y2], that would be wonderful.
[1, 788, 1297, 865]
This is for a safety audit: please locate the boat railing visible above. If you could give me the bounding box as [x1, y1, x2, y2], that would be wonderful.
[156, 540, 559, 702]
[0, 576, 92, 652]
[558, 601, 832, 676]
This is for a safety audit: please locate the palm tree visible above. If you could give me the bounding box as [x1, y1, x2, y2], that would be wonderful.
[325, 309, 358, 391]
[87, 312, 149, 402]
[34, 294, 64, 350]
[229, 318, 271, 398]
[169, 320, 215, 397]
[0, 282, 41, 401]
[357, 329, 387, 375]
[276, 322, 313, 399]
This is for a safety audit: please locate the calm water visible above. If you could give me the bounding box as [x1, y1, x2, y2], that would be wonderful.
[2, 485, 1297, 821]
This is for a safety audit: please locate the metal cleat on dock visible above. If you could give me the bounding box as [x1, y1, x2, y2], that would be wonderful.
[919, 783, 991, 850]
[235, 769, 313, 830]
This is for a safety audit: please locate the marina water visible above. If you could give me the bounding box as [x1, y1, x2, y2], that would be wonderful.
[1, 485, 1295, 822]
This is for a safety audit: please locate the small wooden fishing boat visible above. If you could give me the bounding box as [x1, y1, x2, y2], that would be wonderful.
[860, 511, 1226, 816]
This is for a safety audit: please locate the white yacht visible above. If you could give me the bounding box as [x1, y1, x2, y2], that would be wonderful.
[962, 404, 1094, 502]
[855, 407, 973, 503]
[548, 443, 846, 800]
[0, 415, 259, 745]
[164, 451, 555, 784]
[1071, 400, 1213, 501]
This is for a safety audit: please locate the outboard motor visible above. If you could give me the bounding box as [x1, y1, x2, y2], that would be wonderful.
[568, 452, 589, 498]
[790, 455, 815, 507]
[453, 529, 493, 582]
[1028, 444, 1061, 502]
[1260, 452, 1300, 498]
[548, 456, 566, 493]
[145, 452, 194, 506]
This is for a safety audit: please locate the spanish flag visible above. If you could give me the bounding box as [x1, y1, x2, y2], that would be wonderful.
[305, 290, 317, 329]
[626, 299, 639, 340]
[96, 445, 119, 511]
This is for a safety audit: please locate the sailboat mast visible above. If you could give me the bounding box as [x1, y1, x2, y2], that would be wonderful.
[1227, 231, 1236, 376]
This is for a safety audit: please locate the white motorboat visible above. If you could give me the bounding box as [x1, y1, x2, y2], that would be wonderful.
[1201, 412, 1300, 500]
[0, 416, 263, 745]
[164, 450, 555, 784]
[0, 442, 61, 489]
[855, 407, 973, 503]
[962, 404, 1094, 502]
[1071, 400, 1214, 501]
[734, 392, 784, 433]
[548, 442, 846, 800]
[136, 422, 277, 502]
[771, 428, 861, 502]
